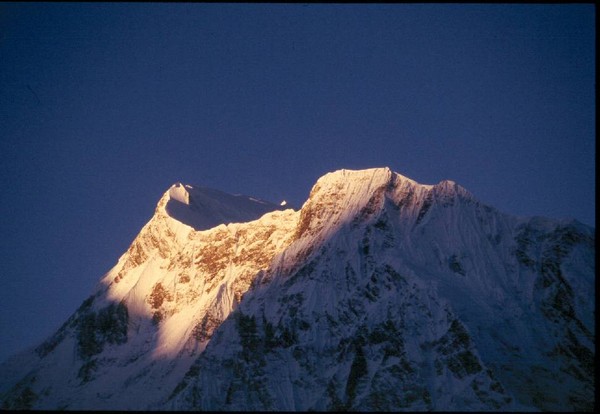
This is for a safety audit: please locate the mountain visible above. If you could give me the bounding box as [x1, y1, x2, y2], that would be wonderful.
[0, 168, 594, 411]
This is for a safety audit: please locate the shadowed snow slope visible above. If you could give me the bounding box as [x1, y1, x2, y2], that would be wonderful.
[162, 182, 286, 230]
[0, 168, 594, 411]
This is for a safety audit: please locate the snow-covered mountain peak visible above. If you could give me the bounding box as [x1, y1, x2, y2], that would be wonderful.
[293, 168, 393, 240]
[432, 179, 473, 200]
[282, 168, 431, 273]
[155, 182, 286, 231]
[293, 167, 466, 243]
[315, 166, 391, 182]
[0, 168, 594, 412]
[304, 167, 473, 209]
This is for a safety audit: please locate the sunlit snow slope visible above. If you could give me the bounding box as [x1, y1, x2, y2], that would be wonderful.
[0, 168, 594, 411]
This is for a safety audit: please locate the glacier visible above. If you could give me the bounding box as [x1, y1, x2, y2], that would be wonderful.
[0, 167, 594, 411]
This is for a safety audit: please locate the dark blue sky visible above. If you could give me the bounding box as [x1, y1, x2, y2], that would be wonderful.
[0, 4, 595, 363]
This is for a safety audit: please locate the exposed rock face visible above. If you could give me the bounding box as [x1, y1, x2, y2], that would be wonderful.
[0, 168, 594, 411]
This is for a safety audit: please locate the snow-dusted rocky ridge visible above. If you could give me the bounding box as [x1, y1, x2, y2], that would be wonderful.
[0, 168, 594, 411]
